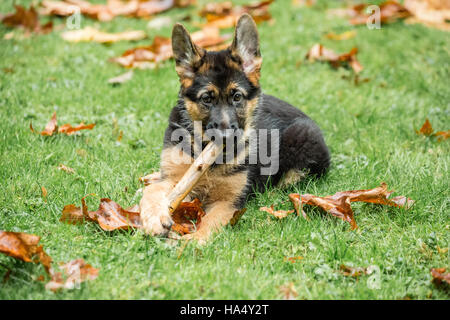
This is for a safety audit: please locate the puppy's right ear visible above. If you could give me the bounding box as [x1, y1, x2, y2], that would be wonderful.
[172, 24, 204, 85]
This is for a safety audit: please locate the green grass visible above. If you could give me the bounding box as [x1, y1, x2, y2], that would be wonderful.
[0, 0, 449, 299]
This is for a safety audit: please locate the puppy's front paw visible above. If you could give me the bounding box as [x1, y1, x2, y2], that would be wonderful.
[141, 197, 173, 237]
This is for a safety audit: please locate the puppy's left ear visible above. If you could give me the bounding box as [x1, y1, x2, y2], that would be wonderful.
[230, 14, 262, 83]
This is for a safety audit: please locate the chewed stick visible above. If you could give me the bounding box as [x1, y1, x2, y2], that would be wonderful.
[167, 141, 223, 214]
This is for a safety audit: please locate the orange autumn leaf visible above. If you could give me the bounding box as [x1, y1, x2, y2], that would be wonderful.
[404, 0, 450, 31]
[284, 256, 303, 263]
[260, 205, 294, 219]
[1, 5, 53, 34]
[289, 182, 414, 230]
[340, 264, 368, 278]
[60, 195, 208, 235]
[111, 27, 231, 69]
[329, 1, 411, 26]
[415, 119, 449, 141]
[306, 44, 363, 73]
[279, 282, 298, 300]
[198, 0, 274, 29]
[41, 0, 195, 22]
[30, 112, 95, 136]
[430, 267, 450, 287]
[0, 231, 52, 273]
[45, 259, 99, 291]
[57, 164, 75, 174]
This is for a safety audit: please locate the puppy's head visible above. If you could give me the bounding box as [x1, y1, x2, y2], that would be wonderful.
[172, 14, 262, 136]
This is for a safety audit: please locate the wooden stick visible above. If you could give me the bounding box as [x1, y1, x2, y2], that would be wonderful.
[167, 141, 223, 214]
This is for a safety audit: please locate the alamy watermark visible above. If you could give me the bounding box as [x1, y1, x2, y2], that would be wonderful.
[169, 121, 280, 175]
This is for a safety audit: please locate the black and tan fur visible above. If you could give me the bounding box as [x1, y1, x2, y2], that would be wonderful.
[140, 14, 330, 242]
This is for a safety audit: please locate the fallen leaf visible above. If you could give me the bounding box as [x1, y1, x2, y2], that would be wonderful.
[40, 112, 58, 136]
[260, 205, 294, 219]
[430, 267, 450, 287]
[147, 16, 173, 29]
[1, 5, 53, 35]
[305, 43, 363, 73]
[340, 264, 367, 278]
[61, 26, 146, 43]
[416, 118, 434, 136]
[279, 282, 298, 300]
[41, 0, 195, 21]
[198, 0, 274, 29]
[31, 112, 95, 136]
[58, 122, 96, 135]
[45, 259, 99, 291]
[57, 164, 75, 174]
[404, 0, 450, 31]
[325, 30, 357, 40]
[60, 195, 210, 235]
[415, 119, 449, 141]
[289, 182, 414, 229]
[0, 231, 52, 273]
[329, 1, 411, 26]
[284, 256, 303, 263]
[41, 186, 48, 201]
[111, 27, 231, 69]
[108, 70, 134, 84]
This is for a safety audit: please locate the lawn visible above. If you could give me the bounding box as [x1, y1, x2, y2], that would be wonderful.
[0, 0, 449, 299]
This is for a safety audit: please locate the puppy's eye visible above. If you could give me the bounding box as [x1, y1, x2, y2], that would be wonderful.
[233, 92, 243, 102]
[201, 93, 211, 104]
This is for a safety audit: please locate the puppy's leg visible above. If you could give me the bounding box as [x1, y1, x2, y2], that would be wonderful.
[187, 201, 237, 243]
[140, 180, 175, 236]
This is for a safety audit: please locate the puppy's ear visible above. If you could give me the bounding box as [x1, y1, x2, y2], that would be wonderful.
[230, 14, 262, 83]
[172, 23, 204, 85]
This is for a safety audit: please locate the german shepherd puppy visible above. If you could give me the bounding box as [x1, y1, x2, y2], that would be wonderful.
[140, 14, 330, 242]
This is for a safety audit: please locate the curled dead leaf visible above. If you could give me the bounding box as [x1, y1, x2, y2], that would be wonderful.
[199, 0, 274, 29]
[60, 195, 212, 236]
[57, 164, 75, 174]
[62, 27, 146, 43]
[0, 231, 52, 273]
[340, 264, 368, 278]
[416, 119, 449, 141]
[31, 112, 95, 136]
[305, 44, 363, 73]
[430, 267, 450, 287]
[1, 5, 53, 35]
[289, 182, 414, 229]
[279, 282, 298, 300]
[45, 259, 99, 291]
[260, 205, 294, 219]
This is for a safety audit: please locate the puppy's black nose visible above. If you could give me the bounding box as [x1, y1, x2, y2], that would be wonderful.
[206, 121, 238, 131]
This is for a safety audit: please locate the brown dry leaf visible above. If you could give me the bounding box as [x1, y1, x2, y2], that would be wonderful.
[292, 0, 316, 7]
[329, 1, 411, 26]
[31, 112, 95, 136]
[0, 231, 52, 273]
[111, 27, 231, 69]
[41, 186, 48, 201]
[260, 205, 294, 219]
[340, 264, 367, 278]
[57, 164, 75, 174]
[289, 182, 414, 230]
[198, 0, 274, 29]
[61, 27, 146, 43]
[404, 0, 450, 31]
[416, 118, 434, 136]
[1, 5, 53, 35]
[415, 119, 449, 141]
[41, 0, 195, 22]
[305, 44, 363, 73]
[325, 30, 357, 40]
[284, 256, 303, 263]
[45, 259, 99, 291]
[139, 171, 162, 185]
[108, 70, 134, 84]
[60, 195, 209, 235]
[40, 112, 58, 136]
[279, 282, 298, 300]
[430, 267, 450, 287]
